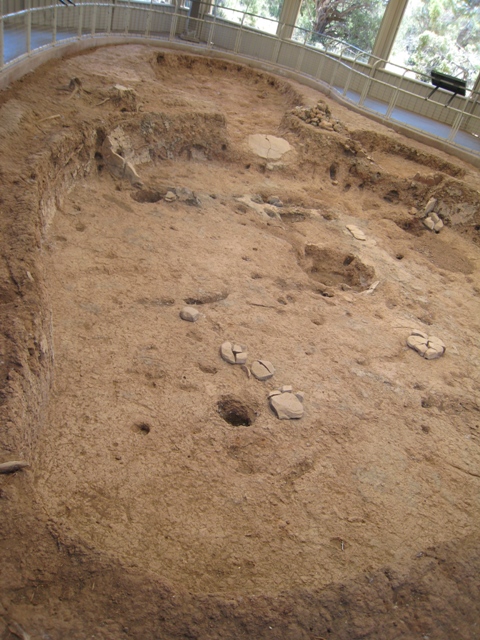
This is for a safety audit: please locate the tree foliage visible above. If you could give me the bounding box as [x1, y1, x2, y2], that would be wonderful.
[295, 0, 386, 51]
[393, 0, 480, 86]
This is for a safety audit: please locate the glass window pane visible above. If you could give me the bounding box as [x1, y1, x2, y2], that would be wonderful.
[211, 0, 281, 33]
[295, 0, 388, 53]
[390, 0, 480, 87]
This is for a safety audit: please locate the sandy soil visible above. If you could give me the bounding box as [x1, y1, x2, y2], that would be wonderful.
[1, 45, 480, 639]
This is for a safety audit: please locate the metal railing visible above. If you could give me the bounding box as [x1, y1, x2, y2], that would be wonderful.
[1, 0, 479, 158]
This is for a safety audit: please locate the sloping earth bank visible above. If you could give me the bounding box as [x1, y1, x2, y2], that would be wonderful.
[1, 45, 480, 639]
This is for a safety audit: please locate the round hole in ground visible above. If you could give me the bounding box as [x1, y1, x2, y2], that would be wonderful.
[217, 395, 255, 427]
[134, 422, 151, 434]
[131, 189, 163, 203]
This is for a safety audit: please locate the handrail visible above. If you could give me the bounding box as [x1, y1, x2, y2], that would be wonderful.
[0, 0, 478, 159]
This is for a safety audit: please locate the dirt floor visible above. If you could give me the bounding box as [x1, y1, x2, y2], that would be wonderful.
[1, 44, 480, 639]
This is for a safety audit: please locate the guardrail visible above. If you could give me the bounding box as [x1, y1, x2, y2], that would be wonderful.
[1, 0, 479, 161]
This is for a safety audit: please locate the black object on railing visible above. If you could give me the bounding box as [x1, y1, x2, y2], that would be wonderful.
[426, 70, 467, 106]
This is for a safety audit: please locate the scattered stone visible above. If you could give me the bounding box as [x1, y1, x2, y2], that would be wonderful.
[270, 390, 304, 420]
[346, 224, 366, 241]
[268, 390, 282, 398]
[268, 196, 283, 207]
[430, 211, 441, 224]
[295, 391, 305, 402]
[235, 351, 248, 364]
[220, 341, 248, 365]
[423, 217, 435, 230]
[176, 187, 201, 207]
[409, 207, 419, 216]
[251, 360, 275, 381]
[407, 332, 445, 359]
[281, 384, 293, 393]
[180, 306, 200, 322]
[0, 460, 29, 474]
[424, 197, 437, 215]
[165, 191, 176, 202]
[434, 220, 444, 233]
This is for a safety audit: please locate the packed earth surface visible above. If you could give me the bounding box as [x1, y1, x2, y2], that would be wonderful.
[1, 45, 480, 639]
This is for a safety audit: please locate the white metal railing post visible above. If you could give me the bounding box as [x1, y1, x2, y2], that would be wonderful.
[234, 11, 246, 54]
[52, 3, 57, 43]
[329, 44, 349, 90]
[26, 0, 32, 54]
[0, 0, 4, 69]
[342, 50, 363, 97]
[107, 0, 113, 34]
[78, 1, 84, 38]
[294, 29, 308, 72]
[124, 0, 131, 34]
[91, 2, 97, 36]
[385, 69, 407, 119]
[207, 12, 217, 49]
[169, 6, 178, 40]
[359, 58, 382, 107]
[145, 0, 153, 37]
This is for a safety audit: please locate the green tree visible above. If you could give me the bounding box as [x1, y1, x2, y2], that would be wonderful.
[296, 0, 387, 53]
[396, 0, 480, 86]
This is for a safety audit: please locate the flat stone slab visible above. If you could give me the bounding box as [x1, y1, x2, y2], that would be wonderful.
[407, 332, 445, 359]
[269, 388, 304, 419]
[251, 360, 275, 381]
[346, 224, 366, 241]
[248, 134, 292, 160]
[270, 391, 304, 420]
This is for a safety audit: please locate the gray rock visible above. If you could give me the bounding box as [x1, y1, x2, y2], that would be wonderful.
[424, 197, 437, 215]
[165, 191, 176, 202]
[268, 196, 283, 207]
[423, 217, 435, 230]
[251, 360, 275, 381]
[180, 306, 200, 322]
[434, 220, 444, 233]
[280, 384, 293, 393]
[270, 392, 304, 420]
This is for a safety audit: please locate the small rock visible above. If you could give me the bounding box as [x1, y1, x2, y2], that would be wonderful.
[423, 217, 435, 230]
[232, 344, 245, 354]
[295, 391, 305, 402]
[268, 390, 282, 398]
[434, 220, 444, 233]
[346, 224, 366, 241]
[180, 306, 200, 322]
[411, 329, 428, 339]
[424, 197, 437, 215]
[430, 211, 440, 224]
[268, 196, 283, 207]
[270, 392, 304, 420]
[251, 360, 275, 381]
[235, 351, 248, 365]
[280, 385, 293, 393]
[220, 341, 236, 364]
[407, 334, 428, 355]
[165, 191, 176, 202]
[409, 207, 419, 216]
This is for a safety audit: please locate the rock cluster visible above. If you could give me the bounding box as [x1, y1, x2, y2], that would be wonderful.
[220, 341, 248, 365]
[422, 197, 444, 233]
[268, 387, 304, 420]
[407, 330, 446, 359]
[219, 343, 303, 419]
[292, 101, 340, 132]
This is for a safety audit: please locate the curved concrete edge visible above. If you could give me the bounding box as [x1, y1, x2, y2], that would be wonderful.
[1, 34, 479, 169]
